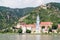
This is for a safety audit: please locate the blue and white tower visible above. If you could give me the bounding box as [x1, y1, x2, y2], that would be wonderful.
[36, 14, 41, 33]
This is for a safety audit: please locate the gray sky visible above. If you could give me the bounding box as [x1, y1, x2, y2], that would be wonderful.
[0, 0, 60, 8]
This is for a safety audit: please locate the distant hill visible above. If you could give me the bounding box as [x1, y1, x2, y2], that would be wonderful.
[0, 6, 35, 30]
[47, 2, 60, 9]
[23, 2, 60, 25]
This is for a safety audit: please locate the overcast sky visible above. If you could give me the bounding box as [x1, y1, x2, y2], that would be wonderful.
[0, 0, 60, 8]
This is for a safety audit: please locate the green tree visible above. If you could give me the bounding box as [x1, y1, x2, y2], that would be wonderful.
[18, 28, 22, 33]
[26, 29, 31, 33]
[52, 24, 58, 29]
[48, 28, 52, 32]
[4, 28, 13, 33]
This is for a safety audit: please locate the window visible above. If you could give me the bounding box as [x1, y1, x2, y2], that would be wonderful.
[42, 26, 45, 29]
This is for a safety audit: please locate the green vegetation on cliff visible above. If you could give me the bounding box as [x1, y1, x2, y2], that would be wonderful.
[23, 2, 60, 25]
[0, 6, 34, 30]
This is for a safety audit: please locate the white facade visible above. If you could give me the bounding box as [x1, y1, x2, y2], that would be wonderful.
[21, 26, 32, 33]
[16, 23, 20, 28]
[27, 26, 32, 30]
[22, 26, 26, 33]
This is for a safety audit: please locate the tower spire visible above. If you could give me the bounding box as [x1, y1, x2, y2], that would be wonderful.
[35, 13, 40, 33]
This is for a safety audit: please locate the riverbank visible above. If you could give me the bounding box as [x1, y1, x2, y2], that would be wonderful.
[0, 33, 60, 35]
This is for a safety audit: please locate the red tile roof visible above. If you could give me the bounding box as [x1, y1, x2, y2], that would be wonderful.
[25, 24, 36, 28]
[20, 22, 53, 28]
[40, 22, 53, 25]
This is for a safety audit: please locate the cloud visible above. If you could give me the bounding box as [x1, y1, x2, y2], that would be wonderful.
[0, 0, 60, 8]
[0, 0, 21, 8]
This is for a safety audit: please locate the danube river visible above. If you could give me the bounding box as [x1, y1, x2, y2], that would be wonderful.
[0, 34, 60, 40]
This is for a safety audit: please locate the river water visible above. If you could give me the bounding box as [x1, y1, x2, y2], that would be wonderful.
[0, 34, 60, 40]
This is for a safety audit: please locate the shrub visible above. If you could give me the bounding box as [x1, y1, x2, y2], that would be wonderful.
[26, 29, 31, 33]
[18, 28, 22, 33]
[4, 28, 13, 33]
[48, 28, 52, 32]
[52, 24, 58, 29]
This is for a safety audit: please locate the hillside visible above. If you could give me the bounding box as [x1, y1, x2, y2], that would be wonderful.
[23, 2, 60, 25]
[47, 2, 60, 9]
[0, 2, 60, 30]
[0, 6, 34, 30]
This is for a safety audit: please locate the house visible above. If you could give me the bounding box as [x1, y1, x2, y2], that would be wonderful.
[14, 22, 53, 33]
[23, 24, 36, 33]
[20, 22, 26, 33]
[15, 23, 21, 29]
[52, 30, 57, 33]
[57, 24, 60, 33]
[26, 24, 32, 30]
[58, 24, 60, 29]
[30, 24, 36, 33]
[40, 5, 47, 9]
[52, 24, 58, 33]
[40, 22, 53, 33]
[13, 23, 21, 32]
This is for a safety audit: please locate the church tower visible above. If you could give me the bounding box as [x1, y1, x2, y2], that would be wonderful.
[35, 14, 41, 33]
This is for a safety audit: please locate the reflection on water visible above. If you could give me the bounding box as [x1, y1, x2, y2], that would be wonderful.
[0, 34, 60, 40]
[35, 35, 40, 40]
